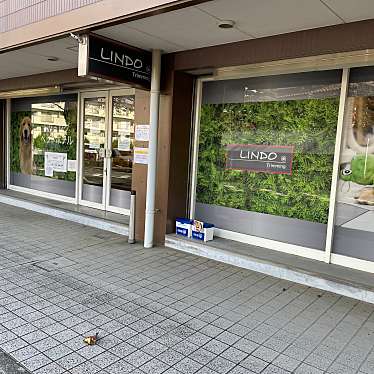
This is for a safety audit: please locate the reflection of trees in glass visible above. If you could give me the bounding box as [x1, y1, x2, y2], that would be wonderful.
[197, 99, 339, 223]
[11, 100, 77, 181]
[33, 101, 77, 181]
[113, 96, 135, 119]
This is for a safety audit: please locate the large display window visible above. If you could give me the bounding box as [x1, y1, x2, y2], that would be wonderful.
[193, 70, 342, 251]
[9, 94, 78, 198]
[333, 67, 374, 263]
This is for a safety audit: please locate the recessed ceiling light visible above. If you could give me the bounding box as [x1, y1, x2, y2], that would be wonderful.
[47, 56, 59, 62]
[218, 20, 235, 29]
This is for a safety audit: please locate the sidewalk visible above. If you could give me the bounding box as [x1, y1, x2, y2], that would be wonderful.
[0, 203, 373, 373]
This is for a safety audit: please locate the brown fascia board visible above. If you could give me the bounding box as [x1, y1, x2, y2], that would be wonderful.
[169, 19, 374, 72]
[0, 69, 88, 92]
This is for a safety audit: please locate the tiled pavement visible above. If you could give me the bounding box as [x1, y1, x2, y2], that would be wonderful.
[0, 204, 374, 374]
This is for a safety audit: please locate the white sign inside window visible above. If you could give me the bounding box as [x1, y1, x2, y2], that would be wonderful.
[89, 134, 101, 149]
[44, 152, 67, 176]
[118, 134, 131, 151]
[45, 166, 53, 177]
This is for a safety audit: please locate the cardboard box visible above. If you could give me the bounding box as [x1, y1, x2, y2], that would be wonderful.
[191, 220, 214, 242]
[176, 218, 193, 237]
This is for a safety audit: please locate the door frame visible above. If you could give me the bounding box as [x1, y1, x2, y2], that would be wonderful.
[0, 99, 6, 189]
[78, 90, 110, 211]
[78, 88, 134, 215]
[105, 88, 134, 216]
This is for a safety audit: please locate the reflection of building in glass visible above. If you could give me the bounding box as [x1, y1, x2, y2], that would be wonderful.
[31, 102, 68, 145]
[84, 100, 106, 148]
[112, 96, 135, 191]
[10, 95, 78, 197]
[27, 100, 77, 180]
[81, 95, 135, 192]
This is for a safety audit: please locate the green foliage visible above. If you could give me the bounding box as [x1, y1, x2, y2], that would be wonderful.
[196, 98, 340, 223]
[340, 154, 374, 185]
[10, 102, 77, 182]
[10, 111, 29, 173]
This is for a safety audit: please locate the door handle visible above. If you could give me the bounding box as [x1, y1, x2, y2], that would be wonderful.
[99, 148, 112, 158]
[98, 148, 106, 158]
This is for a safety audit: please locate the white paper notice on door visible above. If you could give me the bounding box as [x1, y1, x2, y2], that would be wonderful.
[45, 165, 53, 177]
[45, 152, 67, 175]
[134, 147, 148, 164]
[118, 121, 132, 133]
[118, 133, 131, 151]
[68, 160, 77, 172]
[89, 134, 101, 149]
[135, 124, 150, 141]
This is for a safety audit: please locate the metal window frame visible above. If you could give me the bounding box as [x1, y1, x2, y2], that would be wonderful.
[106, 88, 134, 215]
[78, 88, 134, 215]
[78, 89, 110, 211]
[189, 60, 374, 272]
[6, 94, 79, 204]
[0, 100, 7, 189]
[324, 68, 350, 263]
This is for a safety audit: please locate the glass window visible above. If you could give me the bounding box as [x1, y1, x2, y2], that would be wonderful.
[195, 70, 342, 250]
[81, 96, 107, 203]
[10, 94, 78, 198]
[333, 67, 374, 261]
[109, 95, 135, 209]
[111, 95, 135, 193]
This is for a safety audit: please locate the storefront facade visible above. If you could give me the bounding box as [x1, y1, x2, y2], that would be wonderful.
[1, 1, 374, 275]
[163, 18, 374, 275]
[186, 65, 374, 273]
[8, 88, 139, 214]
[1, 81, 158, 239]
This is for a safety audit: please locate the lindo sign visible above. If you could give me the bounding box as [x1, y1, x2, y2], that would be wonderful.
[78, 34, 152, 89]
[226, 144, 294, 175]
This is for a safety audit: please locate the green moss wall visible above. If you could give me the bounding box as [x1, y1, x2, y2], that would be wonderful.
[196, 98, 339, 223]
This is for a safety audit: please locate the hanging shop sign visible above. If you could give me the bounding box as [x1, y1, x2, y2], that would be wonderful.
[78, 34, 152, 89]
[226, 144, 294, 175]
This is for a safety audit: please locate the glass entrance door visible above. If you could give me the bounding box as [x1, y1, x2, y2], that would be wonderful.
[106, 92, 135, 213]
[80, 92, 108, 209]
[79, 89, 135, 214]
